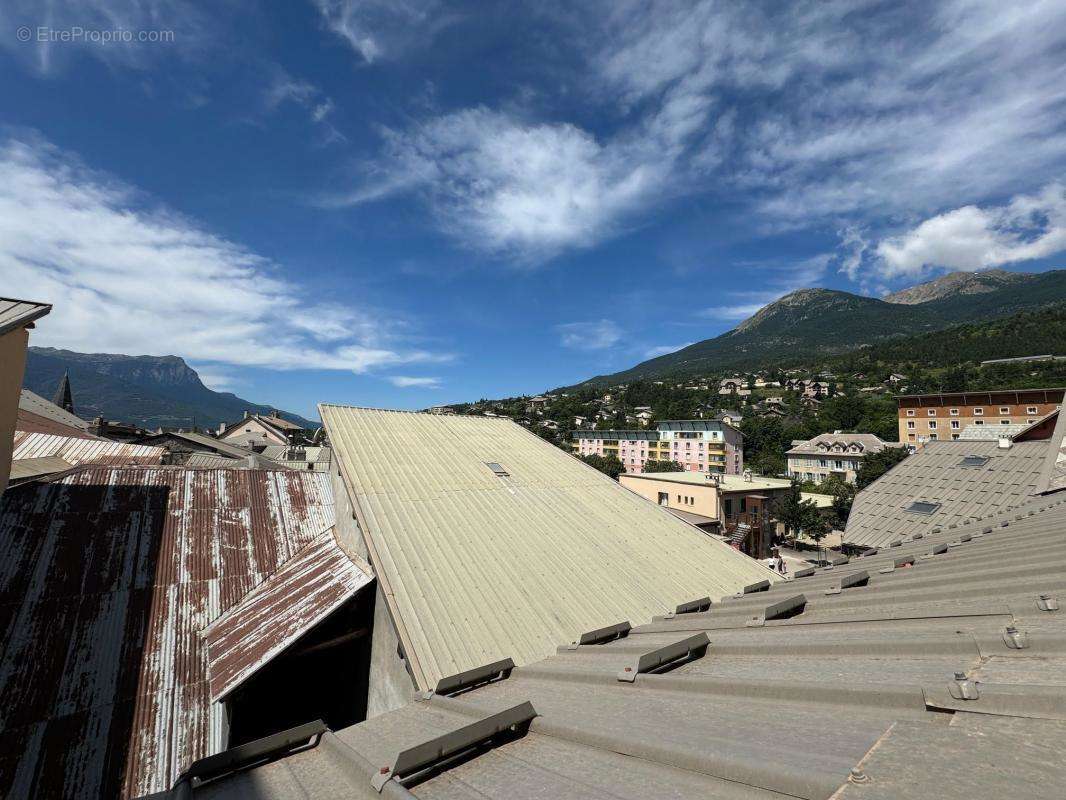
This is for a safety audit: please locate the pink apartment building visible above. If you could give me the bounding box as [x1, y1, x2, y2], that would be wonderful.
[572, 420, 744, 474]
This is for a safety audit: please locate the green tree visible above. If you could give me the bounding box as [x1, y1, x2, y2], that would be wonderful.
[855, 446, 909, 490]
[643, 459, 684, 472]
[772, 483, 831, 542]
[578, 454, 625, 480]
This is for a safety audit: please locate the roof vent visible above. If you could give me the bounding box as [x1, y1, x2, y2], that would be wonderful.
[485, 462, 509, 477]
[998, 436, 1013, 450]
[959, 455, 990, 468]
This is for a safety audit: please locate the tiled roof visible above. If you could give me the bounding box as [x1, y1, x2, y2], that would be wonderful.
[844, 439, 1047, 548]
[0, 467, 363, 799]
[165, 491, 1066, 800]
[787, 432, 895, 456]
[320, 404, 777, 691]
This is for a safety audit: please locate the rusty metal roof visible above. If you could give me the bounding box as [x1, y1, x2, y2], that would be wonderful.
[203, 529, 374, 702]
[11, 431, 164, 466]
[0, 466, 369, 799]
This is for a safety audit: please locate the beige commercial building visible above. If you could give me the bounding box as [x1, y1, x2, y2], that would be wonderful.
[619, 470, 795, 558]
[0, 298, 51, 492]
[897, 389, 1063, 447]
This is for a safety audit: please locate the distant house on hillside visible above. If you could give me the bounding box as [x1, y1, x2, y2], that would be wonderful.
[218, 410, 304, 449]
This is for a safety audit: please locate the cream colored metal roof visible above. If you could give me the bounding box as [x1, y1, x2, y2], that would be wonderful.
[320, 405, 777, 690]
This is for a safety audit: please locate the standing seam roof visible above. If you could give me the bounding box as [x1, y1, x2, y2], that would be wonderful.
[320, 405, 776, 691]
[12, 431, 164, 466]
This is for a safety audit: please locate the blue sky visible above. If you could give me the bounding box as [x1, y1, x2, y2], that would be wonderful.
[1, 1, 1065, 418]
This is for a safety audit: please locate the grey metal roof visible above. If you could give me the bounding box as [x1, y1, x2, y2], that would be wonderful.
[161, 491, 1066, 800]
[787, 432, 895, 456]
[844, 439, 1048, 548]
[18, 389, 90, 431]
[0, 297, 51, 336]
[7, 455, 73, 482]
[140, 430, 260, 459]
[184, 452, 292, 470]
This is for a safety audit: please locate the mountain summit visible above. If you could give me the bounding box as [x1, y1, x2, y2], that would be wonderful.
[883, 269, 1034, 305]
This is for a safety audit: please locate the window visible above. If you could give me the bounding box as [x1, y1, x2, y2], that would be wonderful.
[1027, 406, 1038, 414]
[959, 455, 990, 468]
[951, 434, 960, 440]
[819, 458, 828, 467]
[657, 492, 668, 506]
[906, 409, 915, 417]
[485, 462, 509, 477]
[950, 420, 959, 429]
[907, 421, 915, 429]
[1028, 419, 1036, 424]
[908, 433, 916, 441]
[974, 420, 984, 426]
[928, 433, 938, 440]
[906, 500, 941, 515]
[928, 421, 937, 429]
[927, 409, 936, 416]
[1000, 419, 1011, 425]
[973, 407, 984, 416]
[949, 408, 959, 416]
[999, 407, 1010, 414]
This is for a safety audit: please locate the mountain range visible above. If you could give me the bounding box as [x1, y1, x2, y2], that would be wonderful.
[23, 348, 317, 430]
[567, 269, 1066, 388]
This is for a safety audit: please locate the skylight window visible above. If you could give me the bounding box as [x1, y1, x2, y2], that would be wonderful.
[905, 501, 941, 515]
[485, 462, 509, 477]
[959, 455, 990, 468]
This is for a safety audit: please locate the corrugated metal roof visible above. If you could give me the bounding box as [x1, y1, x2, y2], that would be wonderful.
[12, 431, 164, 466]
[0, 466, 366, 799]
[184, 452, 292, 470]
[169, 491, 1066, 800]
[844, 439, 1048, 548]
[321, 405, 777, 692]
[7, 455, 73, 482]
[140, 430, 261, 459]
[261, 445, 332, 463]
[0, 297, 51, 336]
[18, 389, 92, 432]
[203, 529, 374, 702]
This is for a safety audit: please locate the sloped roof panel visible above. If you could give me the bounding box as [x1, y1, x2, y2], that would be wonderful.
[844, 439, 1047, 548]
[18, 389, 92, 433]
[320, 405, 776, 691]
[176, 494, 1066, 800]
[0, 297, 51, 336]
[11, 431, 164, 466]
[204, 529, 373, 702]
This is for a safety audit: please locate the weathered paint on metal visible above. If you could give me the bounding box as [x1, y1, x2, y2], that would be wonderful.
[0, 465, 367, 799]
[204, 529, 374, 702]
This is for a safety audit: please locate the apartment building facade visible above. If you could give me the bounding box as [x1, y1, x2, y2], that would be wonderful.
[786, 432, 896, 484]
[897, 388, 1064, 447]
[572, 419, 744, 474]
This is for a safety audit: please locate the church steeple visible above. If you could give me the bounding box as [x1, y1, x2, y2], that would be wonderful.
[53, 371, 74, 415]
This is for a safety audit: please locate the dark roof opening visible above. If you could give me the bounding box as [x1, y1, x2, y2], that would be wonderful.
[959, 455, 991, 468]
[905, 500, 941, 515]
[485, 462, 509, 477]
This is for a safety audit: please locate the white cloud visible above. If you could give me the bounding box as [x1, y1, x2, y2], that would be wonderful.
[387, 375, 442, 388]
[0, 134, 449, 373]
[875, 184, 1066, 278]
[311, 0, 444, 63]
[263, 69, 345, 143]
[643, 342, 693, 359]
[556, 319, 623, 351]
[331, 107, 681, 260]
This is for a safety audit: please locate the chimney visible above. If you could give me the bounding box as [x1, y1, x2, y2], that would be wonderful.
[997, 436, 1013, 450]
[243, 411, 250, 420]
